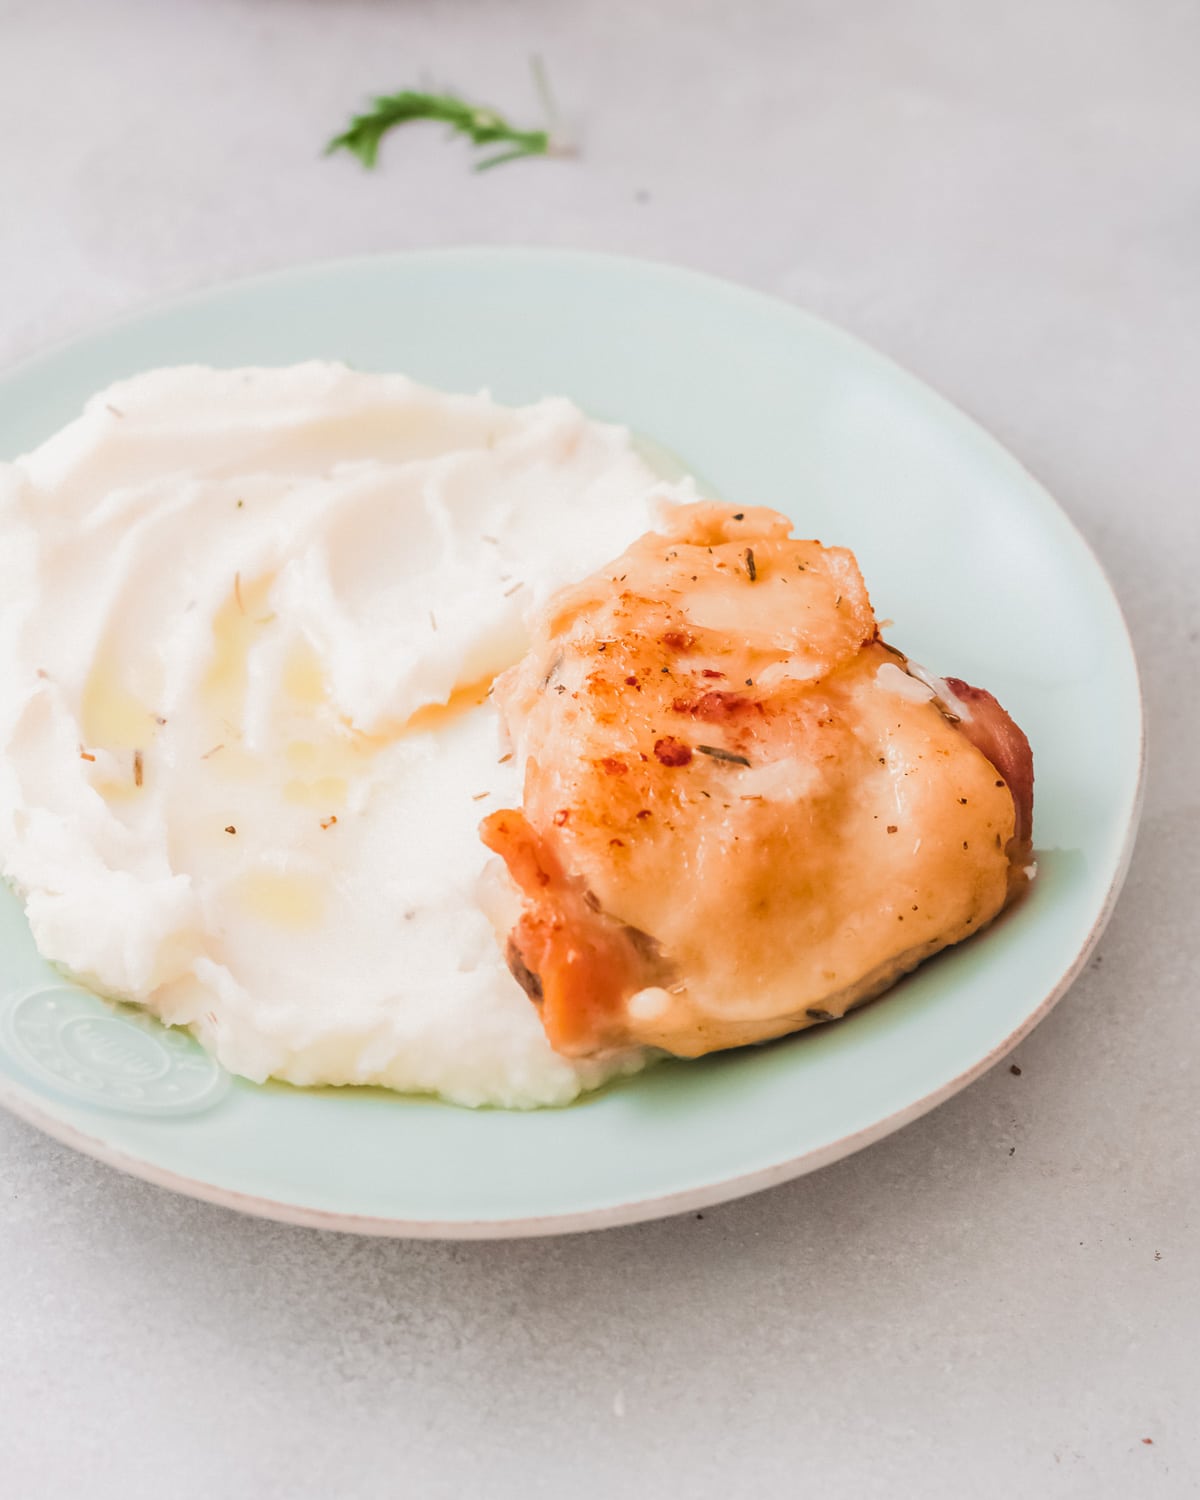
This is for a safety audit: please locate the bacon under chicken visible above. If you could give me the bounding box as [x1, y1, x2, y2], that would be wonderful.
[481, 503, 1033, 1059]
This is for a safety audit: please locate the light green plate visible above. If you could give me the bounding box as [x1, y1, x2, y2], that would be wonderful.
[0, 251, 1142, 1236]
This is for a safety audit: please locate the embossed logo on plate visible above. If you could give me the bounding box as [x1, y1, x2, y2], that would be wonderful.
[3, 985, 230, 1115]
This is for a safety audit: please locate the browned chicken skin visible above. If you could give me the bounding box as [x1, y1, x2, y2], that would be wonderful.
[481, 503, 1033, 1059]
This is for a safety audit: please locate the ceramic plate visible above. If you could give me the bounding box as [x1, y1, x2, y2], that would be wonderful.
[0, 251, 1142, 1236]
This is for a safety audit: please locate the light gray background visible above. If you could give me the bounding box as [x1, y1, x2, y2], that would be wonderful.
[1, 2, 1196, 1495]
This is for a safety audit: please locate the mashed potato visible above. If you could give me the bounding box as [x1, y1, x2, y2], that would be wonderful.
[0, 363, 688, 1106]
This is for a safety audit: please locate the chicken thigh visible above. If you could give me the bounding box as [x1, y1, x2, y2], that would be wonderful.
[482, 503, 1033, 1059]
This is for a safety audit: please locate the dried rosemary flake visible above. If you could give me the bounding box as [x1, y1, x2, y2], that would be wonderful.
[696, 744, 751, 767]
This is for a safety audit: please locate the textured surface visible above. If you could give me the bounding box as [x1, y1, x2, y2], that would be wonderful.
[0, 1, 1196, 1495]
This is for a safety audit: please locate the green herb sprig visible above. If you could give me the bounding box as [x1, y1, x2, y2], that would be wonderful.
[326, 59, 570, 173]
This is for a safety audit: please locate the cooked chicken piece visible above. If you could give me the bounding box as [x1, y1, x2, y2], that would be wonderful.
[481, 503, 1034, 1059]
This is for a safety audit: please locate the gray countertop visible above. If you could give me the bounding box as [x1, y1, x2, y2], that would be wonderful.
[1, 2, 1197, 1495]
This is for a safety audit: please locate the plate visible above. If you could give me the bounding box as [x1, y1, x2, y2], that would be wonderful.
[0, 251, 1143, 1236]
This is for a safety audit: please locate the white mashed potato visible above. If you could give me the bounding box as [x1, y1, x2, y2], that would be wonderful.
[0, 363, 688, 1107]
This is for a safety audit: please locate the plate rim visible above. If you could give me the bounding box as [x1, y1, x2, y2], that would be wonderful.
[0, 247, 1146, 1237]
